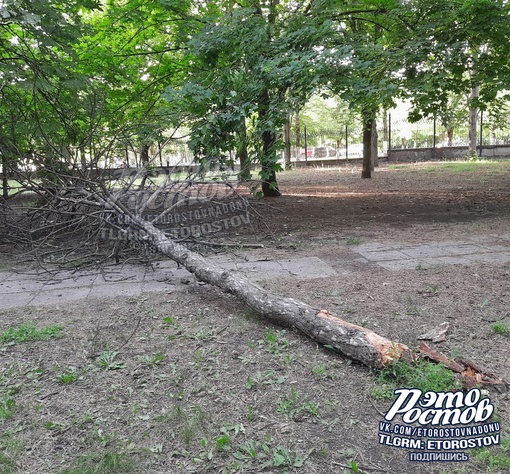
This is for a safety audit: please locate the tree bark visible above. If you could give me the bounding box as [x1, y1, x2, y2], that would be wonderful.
[361, 109, 374, 179]
[371, 118, 378, 169]
[237, 118, 251, 180]
[1, 153, 8, 199]
[261, 129, 281, 197]
[295, 112, 301, 160]
[140, 143, 150, 166]
[468, 86, 479, 155]
[120, 213, 409, 369]
[447, 128, 454, 147]
[283, 115, 292, 171]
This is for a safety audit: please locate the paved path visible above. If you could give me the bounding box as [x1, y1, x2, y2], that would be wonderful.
[352, 234, 510, 271]
[0, 255, 337, 310]
[1, 234, 510, 309]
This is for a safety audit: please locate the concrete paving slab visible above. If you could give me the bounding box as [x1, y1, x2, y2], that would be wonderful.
[470, 252, 510, 264]
[94, 273, 142, 284]
[142, 267, 191, 281]
[431, 256, 474, 266]
[142, 281, 178, 293]
[478, 243, 510, 252]
[0, 272, 13, 283]
[439, 244, 485, 256]
[211, 261, 238, 271]
[0, 292, 36, 309]
[236, 260, 285, 279]
[42, 273, 98, 289]
[467, 235, 500, 244]
[281, 257, 337, 279]
[376, 260, 421, 271]
[208, 254, 242, 265]
[152, 260, 180, 270]
[355, 243, 408, 252]
[355, 249, 410, 262]
[0, 278, 44, 293]
[30, 287, 92, 306]
[400, 245, 453, 259]
[89, 282, 143, 299]
[498, 233, 510, 242]
[377, 257, 464, 271]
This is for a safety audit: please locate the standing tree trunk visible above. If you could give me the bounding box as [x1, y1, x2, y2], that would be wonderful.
[259, 89, 281, 197]
[261, 129, 281, 197]
[295, 112, 301, 161]
[283, 115, 292, 171]
[1, 153, 9, 199]
[361, 109, 375, 179]
[447, 128, 454, 147]
[140, 143, 150, 166]
[371, 118, 378, 169]
[468, 85, 479, 155]
[237, 117, 251, 180]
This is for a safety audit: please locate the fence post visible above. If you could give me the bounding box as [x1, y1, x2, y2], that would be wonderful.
[345, 124, 348, 160]
[433, 117, 437, 149]
[388, 113, 392, 159]
[479, 110, 483, 157]
[304, 126, 308, 163]
[1, 154, 8, 199]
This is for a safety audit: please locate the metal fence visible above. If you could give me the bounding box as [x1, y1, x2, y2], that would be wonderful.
[289, 118, 388, 162]
[291, 111, 510, 162]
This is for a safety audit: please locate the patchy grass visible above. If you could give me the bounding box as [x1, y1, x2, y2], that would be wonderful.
[473, 434, 510, 471]
[0, 321, 63, 343]
[0, 429, 22, 474]
[387, 159, 510, 174]
[491, 321, 510, 337]
[345, 237, 363, 245]
[373, 359, 459, 394]
[59, 451, 136, 474]
[422, 160, 509, 173]
[0, 393, 16, 420]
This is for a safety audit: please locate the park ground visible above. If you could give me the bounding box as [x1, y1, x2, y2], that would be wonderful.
[0, 160, 510, 473]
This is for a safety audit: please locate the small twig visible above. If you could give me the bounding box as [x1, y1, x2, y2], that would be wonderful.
[37, 390, 61, 401]
[115, 315, 143, 352]
[367, 395, 386, 418]
[216, 324, 230, 336]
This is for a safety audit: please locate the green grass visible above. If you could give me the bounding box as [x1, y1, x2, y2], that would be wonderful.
[345, 237, 362, 246]
[277, 388, 320, 418]
[389, 159, 510, 174]
[94, 351, 125, 371]
[57, 367, 80, 384]
[0, 394, 16, 420]
[374, 359, 458, 393]
[0, 430, 22, 474]
[59, 451, 135, 474]
[5, 180, 24, 193]
[370, 386, 395, 401]
[312, 363, 329, 380]
[474, 434, 510, 471]
[259, 329, 292, 356]
[0, 322, 63, 343]
[491, 321, 510, 337]
[422, 160, 506, 173]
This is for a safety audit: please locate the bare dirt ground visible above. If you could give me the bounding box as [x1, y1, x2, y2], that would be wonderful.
[1, 160, 510, 474]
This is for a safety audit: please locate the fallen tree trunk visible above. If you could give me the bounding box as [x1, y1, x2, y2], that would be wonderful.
[122, 213, 409, 368]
